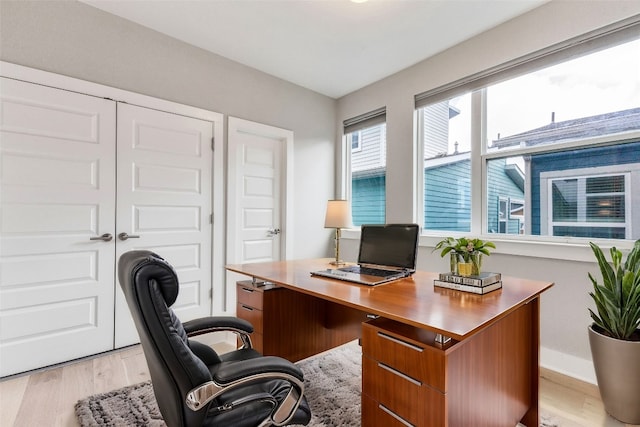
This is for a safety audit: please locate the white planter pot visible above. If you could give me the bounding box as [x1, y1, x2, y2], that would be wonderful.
[588, 324, 640, 424]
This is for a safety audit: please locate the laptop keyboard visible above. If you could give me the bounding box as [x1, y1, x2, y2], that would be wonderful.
[345, 266, 401, 277]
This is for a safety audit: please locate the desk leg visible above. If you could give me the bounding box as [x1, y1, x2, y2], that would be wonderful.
[520, 297, 540, 427]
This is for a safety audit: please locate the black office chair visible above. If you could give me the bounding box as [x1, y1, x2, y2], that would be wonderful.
[118, 250, 311, 427]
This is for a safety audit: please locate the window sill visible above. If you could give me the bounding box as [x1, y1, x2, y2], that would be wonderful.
[341, 229, 634, 263]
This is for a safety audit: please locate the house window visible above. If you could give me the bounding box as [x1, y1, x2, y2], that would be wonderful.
[496, 196, 524, 234]
[415, 29, 640, 241]
[344, 108, 386, 226]
[498, 197, 508, 233]
[351, 131, 362, 152]
[542, 171, 631, 239]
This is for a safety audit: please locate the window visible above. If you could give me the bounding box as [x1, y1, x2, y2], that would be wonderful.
[541, 168, 632, 239]
[351, 131, 362, 152]
[420, 93, 472, 232]
[344, 108, 386, 226]
[416, 25, 640, 241]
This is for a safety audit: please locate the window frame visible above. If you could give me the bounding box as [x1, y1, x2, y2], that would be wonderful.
[540, 166, 633, 239]
[413, 18, 640, 245]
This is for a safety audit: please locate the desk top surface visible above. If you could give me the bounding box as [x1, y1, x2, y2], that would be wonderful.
[226, 258, 553, 341]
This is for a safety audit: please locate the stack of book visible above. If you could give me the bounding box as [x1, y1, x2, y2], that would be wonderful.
[434, 272, 502, 294]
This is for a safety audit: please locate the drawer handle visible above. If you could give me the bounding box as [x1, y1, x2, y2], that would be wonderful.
[377, 332, 424, 352]
[378, 362, 422, 386]
[240, 305, 254, 311]
[379, 403, 414, 427]
[241, 287, 255, 293]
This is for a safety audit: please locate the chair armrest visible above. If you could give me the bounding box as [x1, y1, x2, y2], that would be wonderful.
[213, 356, 304, 385]
[182, 316, 254, 337]
[185, 356, 306, 415]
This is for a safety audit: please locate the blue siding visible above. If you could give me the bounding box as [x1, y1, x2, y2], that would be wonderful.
[529, 141, 640, 235]
[424, 160, 471, 232]
[352, 174, 385, 225]
[424, 158, 524, 232]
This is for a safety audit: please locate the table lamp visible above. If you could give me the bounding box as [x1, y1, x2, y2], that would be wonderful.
[324, 199, 352, 266]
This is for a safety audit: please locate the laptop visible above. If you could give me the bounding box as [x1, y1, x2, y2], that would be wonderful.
[311, 223, 420, 286]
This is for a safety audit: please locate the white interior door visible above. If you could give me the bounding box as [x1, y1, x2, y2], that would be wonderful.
[226, 117, 293, 313]
[0, 78, 116, 376]
[114, 103, 214, 347]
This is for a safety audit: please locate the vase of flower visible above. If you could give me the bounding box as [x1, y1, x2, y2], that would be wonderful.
[433, 237, 495, 277]
[449, 252, 459, 275]
[471, 251, 483, 275]
[457, 251, 480, 276]
[458, 260, 473, 276]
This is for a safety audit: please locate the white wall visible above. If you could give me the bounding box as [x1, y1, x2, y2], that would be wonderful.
[336, 1, 640, 383]
[0, 0, 337, 261]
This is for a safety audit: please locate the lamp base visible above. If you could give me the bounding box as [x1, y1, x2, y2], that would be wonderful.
[329, 260, 346, 266]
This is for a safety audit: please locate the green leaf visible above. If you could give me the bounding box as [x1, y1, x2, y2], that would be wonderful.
[588, 239, 640, 340]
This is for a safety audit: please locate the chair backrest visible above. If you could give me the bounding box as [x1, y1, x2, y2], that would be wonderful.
[118, 250, 213, 427]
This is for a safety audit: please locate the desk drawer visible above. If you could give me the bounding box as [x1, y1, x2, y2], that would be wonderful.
[237, 284, 264, 310]
[362, 320, 446, 391]
[236, 302, 263, 334]
[363, 394, 415, 427]
[363, 355, 422, 426]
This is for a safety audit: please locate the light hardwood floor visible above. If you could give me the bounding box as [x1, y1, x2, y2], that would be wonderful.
[1, 344, 638, 427]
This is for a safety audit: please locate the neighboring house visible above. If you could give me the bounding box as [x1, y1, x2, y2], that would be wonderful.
[350, 102, 525, 231]
[423, 153, 525, 233]
[351, 105, 639, 237]
[351, 125, 387, 225]
[492, 107, 640, 239]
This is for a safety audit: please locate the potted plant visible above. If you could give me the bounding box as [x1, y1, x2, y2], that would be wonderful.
[433, 237, 495, 276]
[587, 239, 640, 424]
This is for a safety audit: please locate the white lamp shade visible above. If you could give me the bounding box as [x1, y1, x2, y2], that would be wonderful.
[324, 200, 352, 229]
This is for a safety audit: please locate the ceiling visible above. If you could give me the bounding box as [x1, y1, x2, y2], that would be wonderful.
[81, 0, 548, 99]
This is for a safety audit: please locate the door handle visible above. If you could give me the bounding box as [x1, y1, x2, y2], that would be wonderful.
[118, 232, 141, 241]
[89, 233, 113, 242]
[267, 228, 281, 237]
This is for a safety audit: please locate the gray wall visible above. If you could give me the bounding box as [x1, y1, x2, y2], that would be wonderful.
[336, 1, 640, 382]
[0, 0, 337, 260]
[4, 0, 640, 382]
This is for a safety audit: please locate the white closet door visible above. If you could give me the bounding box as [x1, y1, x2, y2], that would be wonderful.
[226, 117, 293, 312]
[114, 103, 214, 347]
[0, 78, 116, 376]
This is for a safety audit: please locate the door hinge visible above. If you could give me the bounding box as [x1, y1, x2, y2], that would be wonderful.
[209, 288, 213, 299]
[210, 213, 213, 224]
[211, 137, 215, 151]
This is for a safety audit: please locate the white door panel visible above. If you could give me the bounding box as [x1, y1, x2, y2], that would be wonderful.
[115, 103, 214, 347]
[0, 78, 116, 376]
[226, 117, 293, 313]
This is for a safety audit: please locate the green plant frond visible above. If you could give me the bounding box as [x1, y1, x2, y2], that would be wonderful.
[439, 247, 453, 257]
[588, 239, 640, 340]
[433, 236, 495, 258]
[624, 240, 640, 273]
[610, 246, 622, 270]
[622, 270, 636, 303]
[591, 292, 615, 326]
[590, 242, 617, 291]
[588, 307, 605, 329]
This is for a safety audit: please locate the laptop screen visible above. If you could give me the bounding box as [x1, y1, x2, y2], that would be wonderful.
[358, 224, 420, 270]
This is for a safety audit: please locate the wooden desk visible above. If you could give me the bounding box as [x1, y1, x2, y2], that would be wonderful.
[226, 258, 553, 427]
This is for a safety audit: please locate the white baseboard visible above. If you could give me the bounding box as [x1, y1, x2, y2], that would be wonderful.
[540, 346, 597, 385]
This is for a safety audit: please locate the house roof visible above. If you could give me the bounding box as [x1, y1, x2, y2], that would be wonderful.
[491, 107, 640, 149]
